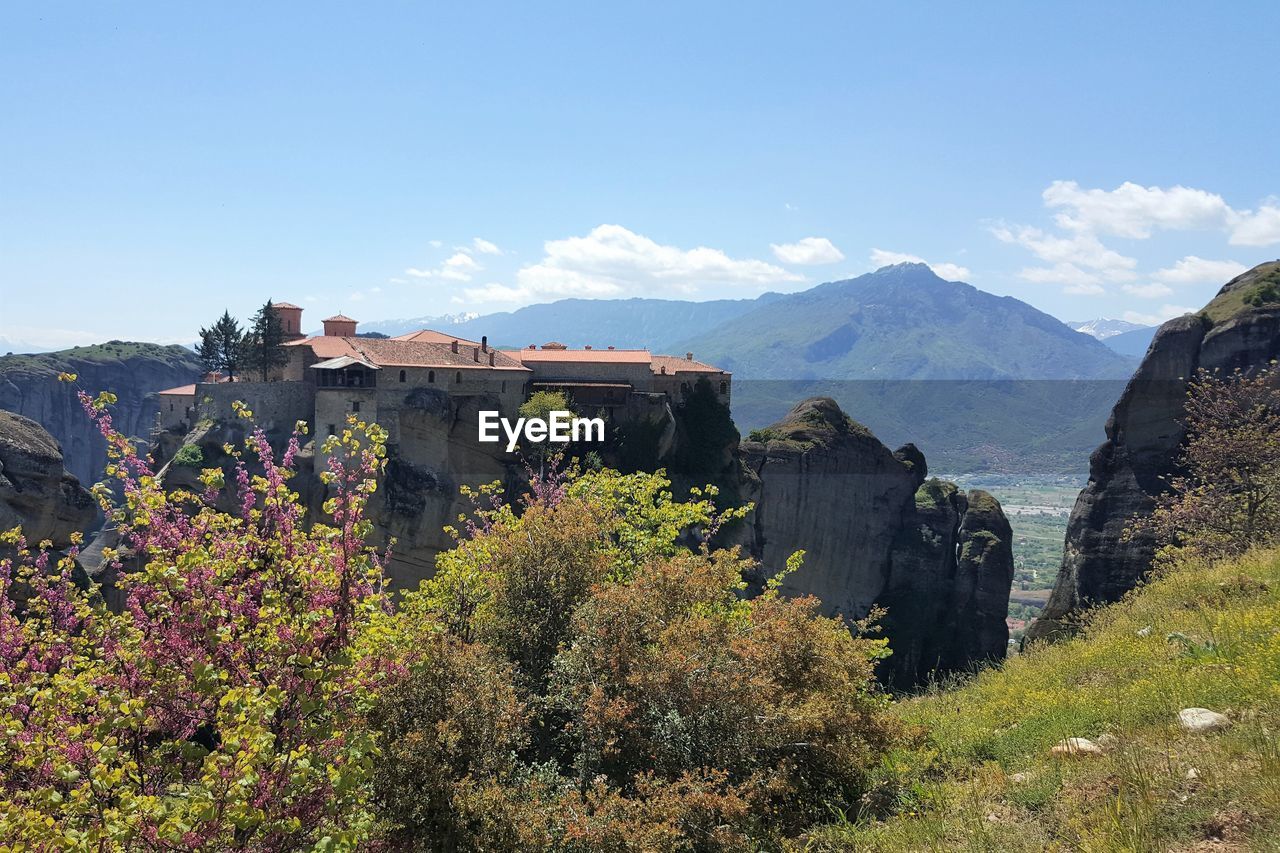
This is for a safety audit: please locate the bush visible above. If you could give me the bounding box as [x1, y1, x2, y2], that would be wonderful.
[172, 442, 203, 467]
[372, 466, 902, 849]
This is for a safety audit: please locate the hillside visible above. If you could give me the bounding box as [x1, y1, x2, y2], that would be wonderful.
[0, 341, 201, 483]
[685, 263, 1137, 477]
[808, 548, 1280, 850]
[365, 294, 780, 351]
[679, 263, 1136, 381]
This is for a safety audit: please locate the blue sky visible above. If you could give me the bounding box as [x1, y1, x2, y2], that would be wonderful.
[3, 1, 1279, 349]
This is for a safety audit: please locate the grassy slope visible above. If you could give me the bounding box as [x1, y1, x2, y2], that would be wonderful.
[0, 341, 198, 376]
[806, 549, 1280, 851]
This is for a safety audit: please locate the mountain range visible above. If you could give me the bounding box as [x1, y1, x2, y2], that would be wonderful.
[1067, 318, 1148, 340]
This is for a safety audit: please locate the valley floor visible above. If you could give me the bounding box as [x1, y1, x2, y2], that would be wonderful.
[804, 548, 1280, 851]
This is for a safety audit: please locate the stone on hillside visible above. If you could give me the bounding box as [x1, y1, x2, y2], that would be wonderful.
[1050, 737, 1103, 757]
[1179, 707, 1231, 733]
[1096, 733, 1119, 750]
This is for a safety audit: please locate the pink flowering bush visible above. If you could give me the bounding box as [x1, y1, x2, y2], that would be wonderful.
[0, 387, 394, 849]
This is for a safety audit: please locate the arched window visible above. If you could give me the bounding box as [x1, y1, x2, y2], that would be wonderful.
[455, 371, 462, 384]
[428, 370, 435, 383]
[399, 369, 406, 383]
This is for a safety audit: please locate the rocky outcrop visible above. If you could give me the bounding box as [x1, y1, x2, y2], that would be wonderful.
[738, 398, 1014, 688]
[0, 411, 96, 547]
[0, 343, 201, 484]
[1027, 261, 1280, 642]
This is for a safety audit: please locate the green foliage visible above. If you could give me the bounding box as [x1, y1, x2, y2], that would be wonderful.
[171, 442, 203, 467]
[1132, 364, 1280, 564]
[196, 310, 249, 380]
[808, 547, 1280, 851]
[244, 299, 290, 381]
[374, 467, 900, 849]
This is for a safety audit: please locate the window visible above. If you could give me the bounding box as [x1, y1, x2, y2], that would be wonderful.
[720, 381, 728, 395]
[501, 380, 506, 393]
[169, 403, 174, 411]
[399, 369, 406, 383]
[428, 370, 435, 383]
[455, 371, 462, 384]
[327, 424, 336, 436]
[352, 401, 361, 413]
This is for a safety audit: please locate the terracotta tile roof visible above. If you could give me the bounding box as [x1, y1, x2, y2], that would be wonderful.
[272, 302, 302, 310]
[324, 314, 357, 322]
[393, 329, 483, 347]
[287, 336, 529, 371]
[158, 384, 197, 396]
[650, 355, 729, 375]
[503, 348, 652, 365]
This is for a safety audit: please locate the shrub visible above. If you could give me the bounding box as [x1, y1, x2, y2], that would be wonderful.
[372, 466, 902, 849]
[172, 442, 203, 467]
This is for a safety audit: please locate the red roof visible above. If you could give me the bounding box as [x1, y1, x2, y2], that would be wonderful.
[272, 302, 303, 310]
[393, 329, 483, 347]
[504, 348, 651, 365]
[158, 384, 197, 396]
[289, 335, 529, 371]
[650, 355, 728, 375]
[324, 314, 357, 323]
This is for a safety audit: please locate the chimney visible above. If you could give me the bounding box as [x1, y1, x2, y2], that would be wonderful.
[584, 345, 592, 350]
[528, 344, 536, 349]
[660, 366, 667, 375]
[489, 351, 496, 366]
[451, 340, 458, 353]
[481, 335, 488, 352]
[473, 347, 480, 362]
[686, 352, 693, 360]
[607, 346, 615, 350]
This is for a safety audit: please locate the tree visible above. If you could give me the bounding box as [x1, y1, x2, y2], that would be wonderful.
[244, 299, 290, 381]
[518, 389, 576, 467]
[372, 466, 902, 850]
[1135, 363, 1280, 562]
[0, 384, 392, 848]
[197, 309, 249, 380]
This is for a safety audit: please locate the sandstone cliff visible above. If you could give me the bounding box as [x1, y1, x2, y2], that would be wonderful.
[738, 398, 1014, 688]
[0, 410, 96, 547]
[1027, 260, 1280, 642]
[0, 342, 201, 484]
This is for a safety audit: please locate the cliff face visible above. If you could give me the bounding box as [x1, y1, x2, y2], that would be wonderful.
[738, 398, 1014, 688]
[1028, 261, 1280, 642]
[0, 343, 201, 484]
[0, 411, 96, 547]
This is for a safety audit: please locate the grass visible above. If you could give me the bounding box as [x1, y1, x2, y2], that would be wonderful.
[801, 548, 1280, 851]
[0, 341, 198, 375]
[1200, 262, 1280, 326]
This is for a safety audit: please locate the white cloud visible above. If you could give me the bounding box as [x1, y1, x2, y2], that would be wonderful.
[1122, 283, 1174, 299]
[869, 249, 971, 281]
[406, 251, 482, 282]
[1064, 282, 1107, 296]
[1229, 204, 1280, 246]
[1151, 256, 1247, 285]
[991, 225, 1137, 282]
[494, 224, 803, 305]
[471, 237, 502, 255]
[1043, 180, 1234, 238]
[428, 239, 443, 248]
[770, 237, 845, 265]
[1122, 304, 1197, 326]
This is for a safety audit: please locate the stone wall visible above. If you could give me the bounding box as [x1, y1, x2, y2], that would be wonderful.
[194, 381, 314, 435]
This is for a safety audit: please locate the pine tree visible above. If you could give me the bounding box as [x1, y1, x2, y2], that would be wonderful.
[197, 310, 248, 381]
[245, 300, 289, 380]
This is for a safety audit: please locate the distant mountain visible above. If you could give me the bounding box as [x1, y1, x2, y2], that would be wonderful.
[1068, 318, 1148, 340]
[354, 312, 480, 338]
[364, 296, 781, 351]
[679, 263, 1137, 381]
[1100, 325, 1159, 358]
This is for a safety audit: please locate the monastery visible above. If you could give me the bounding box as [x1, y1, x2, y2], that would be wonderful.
[157, 302, 731, 468]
